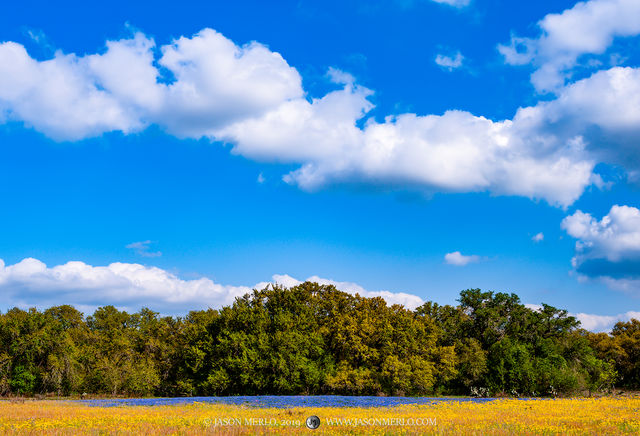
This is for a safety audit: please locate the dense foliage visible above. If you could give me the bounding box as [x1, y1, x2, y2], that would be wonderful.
[0, 282, 634, 397]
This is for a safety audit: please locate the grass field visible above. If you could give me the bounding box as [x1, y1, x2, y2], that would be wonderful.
[1, 397, 639, 435]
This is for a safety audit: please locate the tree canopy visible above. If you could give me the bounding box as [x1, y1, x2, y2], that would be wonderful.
[0, 283, 632, 397]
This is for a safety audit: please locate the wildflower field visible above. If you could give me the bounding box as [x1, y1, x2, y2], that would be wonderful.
[1, 397, 639, 435]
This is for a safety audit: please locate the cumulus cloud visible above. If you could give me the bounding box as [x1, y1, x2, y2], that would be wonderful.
[0, 258, 424, 314]
[435, 51, 464, 71]
[562, 204, 640, 292]
[574, 310, 640, 332]
[157, 29, 303, 138]
[257, 274, 424, 309]
[532, 232, 544, 242]
[4, 28, 640, 206]
[0, 39, 145, 140]
[222, 87, 597, 206]
[430, 0, 471, 7]
[126, 240, 162, 258]
[0, 29, 302, 140]
[444, 251, 482, 266]
[526, 303, 640, 332]
[511, 66, 640, 181]
[0, 257, 251, 314]
[499, 0, 640, 92]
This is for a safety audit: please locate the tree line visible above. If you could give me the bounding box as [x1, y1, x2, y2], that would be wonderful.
[0, 282, 638, 397]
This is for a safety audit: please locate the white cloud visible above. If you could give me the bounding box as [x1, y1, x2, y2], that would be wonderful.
[430, 0, 471, 7]
[532, 232, 544, 242]
[223, 96, 596, 207]
[156, 29, 303, 138]
[524, 303, 543, 311]
[0, 257, 250, 314]
[0, 29, 302, 140]
[435, 51, 464, 71]
[0, 40, 145, 140]
[1, 256, 634, 330]
[217, 76, 374, 166]
[126, 240, 162, 258]
[0, 258, 424, 314]
[499, 0, 640, 92]
[526, 302, 640, 332]
[518, 67, 640, 134]
[262, 274, 425, 309]
[4, 28, 640, 207]
[444, 251, 482, 266]
[510, 66, 640, 182]
[255, 273, 303, 290]
[562, 204, 640, 292]
[562, 205, 640, 262]
[574, 311, 640, 332]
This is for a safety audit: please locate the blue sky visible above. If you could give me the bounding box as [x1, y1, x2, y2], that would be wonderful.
[1, 0, 640, 331]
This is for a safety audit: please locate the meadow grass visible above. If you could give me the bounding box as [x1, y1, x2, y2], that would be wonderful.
[0, 397, 639, 435]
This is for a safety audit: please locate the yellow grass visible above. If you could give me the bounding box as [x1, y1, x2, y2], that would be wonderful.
[0, 397, 639, 435]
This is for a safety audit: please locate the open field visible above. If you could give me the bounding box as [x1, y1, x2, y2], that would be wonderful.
[1, 397, 640, 435]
